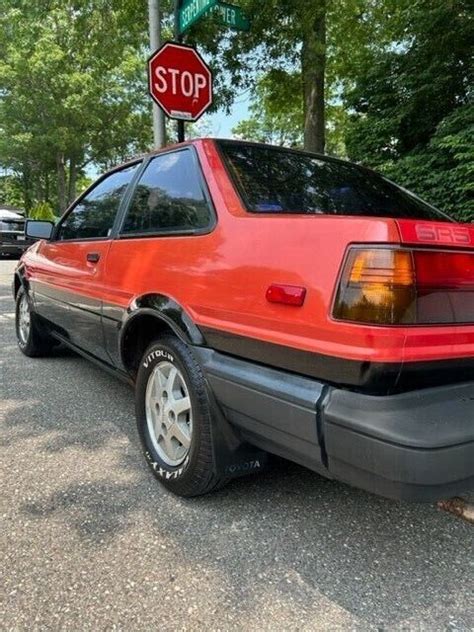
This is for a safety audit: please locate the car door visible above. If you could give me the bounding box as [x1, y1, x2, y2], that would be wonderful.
[31, 162, 139, 361]
[101, 147, 216, 367]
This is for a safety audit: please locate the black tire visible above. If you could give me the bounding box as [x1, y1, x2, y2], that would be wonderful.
[15, 287, 55, 357]
[135, 335, 226, 497]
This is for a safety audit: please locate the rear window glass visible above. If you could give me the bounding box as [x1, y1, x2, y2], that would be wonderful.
[219, 141, 450, 221]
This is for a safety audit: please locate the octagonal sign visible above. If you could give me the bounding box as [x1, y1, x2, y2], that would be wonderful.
[148, 42, 213, 122]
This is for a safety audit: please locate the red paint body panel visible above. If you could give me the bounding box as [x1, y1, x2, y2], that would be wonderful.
[27, 239, 111, 301]
[21, 139, 474, 369]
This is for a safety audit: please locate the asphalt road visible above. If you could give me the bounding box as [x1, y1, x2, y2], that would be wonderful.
[1, 259, 473, 631]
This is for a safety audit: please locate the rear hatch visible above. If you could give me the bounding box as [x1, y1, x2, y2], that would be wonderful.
[215, 139, 474, 392]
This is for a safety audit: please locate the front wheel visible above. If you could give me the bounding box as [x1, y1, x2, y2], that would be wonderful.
[15, 287, 55, 357]
[135, 335, 227, 497]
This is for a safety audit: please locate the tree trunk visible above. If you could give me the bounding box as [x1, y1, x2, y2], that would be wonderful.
[44, 171, 50, 204]
[301, 0, 326, 153]
[22, 165, 33, 214]
[67, 158, 77, 205]
[57, 153, 67, 213]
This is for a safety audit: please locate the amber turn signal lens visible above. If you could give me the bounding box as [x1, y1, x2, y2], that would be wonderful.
[348, 250, 414, 286]
[333, 248, 417, 325]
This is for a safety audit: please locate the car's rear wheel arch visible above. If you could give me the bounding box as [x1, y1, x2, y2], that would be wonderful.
[120, 297, 205, 379]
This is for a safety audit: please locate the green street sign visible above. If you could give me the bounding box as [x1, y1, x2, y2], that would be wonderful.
[211, 2, 250, 31]
[179, 0, 217, 34]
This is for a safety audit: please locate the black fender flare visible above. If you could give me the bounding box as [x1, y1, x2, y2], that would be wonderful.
[13, 264, 29, 299]
[119, 293, 205, 360]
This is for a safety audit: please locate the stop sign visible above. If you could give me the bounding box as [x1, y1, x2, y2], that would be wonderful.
[148, 42, 213, 122]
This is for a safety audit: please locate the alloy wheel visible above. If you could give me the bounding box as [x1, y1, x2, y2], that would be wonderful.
[18, 293, 31, 344]
[145, 361, 193, 467]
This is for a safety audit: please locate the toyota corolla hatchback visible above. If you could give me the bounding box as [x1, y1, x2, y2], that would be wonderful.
[14, 139, 474, 500]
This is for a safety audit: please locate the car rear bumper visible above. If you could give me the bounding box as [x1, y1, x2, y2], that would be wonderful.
[322, 382, 474, 501]
[196, 348, 474, 501]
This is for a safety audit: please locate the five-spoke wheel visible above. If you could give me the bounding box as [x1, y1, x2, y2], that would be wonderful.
[145, 361, 193, 467]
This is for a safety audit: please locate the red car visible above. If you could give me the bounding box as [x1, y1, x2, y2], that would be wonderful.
[14, 139, 474, 500]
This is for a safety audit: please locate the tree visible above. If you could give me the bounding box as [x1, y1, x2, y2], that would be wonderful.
[190, 0, 373, 155]
[0, 0, 152, 213]
[383, 105, 474, 222]
[342, 0, 473, 218]
[232, 71, 303, 147]
[231, 70, 349, 156]
[187, 0, 336, 152]
[0, 0, 471, 222]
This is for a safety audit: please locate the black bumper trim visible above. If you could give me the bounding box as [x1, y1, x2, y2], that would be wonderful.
[196, 347, 474, 502]
[322, 382, 474, 501]
[194, 348, 330, 476]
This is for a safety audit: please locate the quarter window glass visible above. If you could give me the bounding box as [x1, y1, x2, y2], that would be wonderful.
[58, 164, 138, 240]
[121, 150, 212, 235]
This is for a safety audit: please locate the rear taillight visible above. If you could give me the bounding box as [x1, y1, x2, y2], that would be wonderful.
[333, 247, 474, 325]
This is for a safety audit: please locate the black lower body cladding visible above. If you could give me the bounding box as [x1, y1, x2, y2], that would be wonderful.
[195, 347, 474, 501]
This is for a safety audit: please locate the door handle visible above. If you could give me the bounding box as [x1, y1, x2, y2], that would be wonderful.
[86, 252, 100, 263]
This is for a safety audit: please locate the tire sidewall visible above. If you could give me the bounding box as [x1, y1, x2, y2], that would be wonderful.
[135, 338, 209, 490]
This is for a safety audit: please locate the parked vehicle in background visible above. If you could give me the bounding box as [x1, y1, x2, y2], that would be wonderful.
[0, 208, 31, 257]
[12, 139, 474, 502]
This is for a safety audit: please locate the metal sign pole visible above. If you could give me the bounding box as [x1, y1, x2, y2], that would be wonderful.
[148, 0, 166, 148]
[174, 0, 185, 143]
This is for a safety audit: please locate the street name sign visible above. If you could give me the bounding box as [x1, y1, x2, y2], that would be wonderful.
[211, 2, 250, 31]
[148, 42, 213, 121]
[179, 0, 217, 33]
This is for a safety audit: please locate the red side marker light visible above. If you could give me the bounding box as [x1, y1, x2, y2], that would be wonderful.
[266, 284, 306, 306]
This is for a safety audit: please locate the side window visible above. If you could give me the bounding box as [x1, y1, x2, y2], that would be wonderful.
[120, 150, 212, 235]
[57, 164, 138, 240]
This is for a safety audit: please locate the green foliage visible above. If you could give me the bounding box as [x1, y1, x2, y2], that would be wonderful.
[232, 71, 304, 147]
[232, 71, 349, 156]
[75, 174, 94, 198]
[0, 175, 24, 209]
[229, 0, 472, 220]
[381, 105, 474, 222]
[0, 0, 471, 223]
[0, 0, 153, 212]
[29, 201, 57, 221]
[342, 0, 473, 221]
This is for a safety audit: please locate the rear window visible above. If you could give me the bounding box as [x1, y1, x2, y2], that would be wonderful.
[218, 141, 450, 221]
